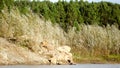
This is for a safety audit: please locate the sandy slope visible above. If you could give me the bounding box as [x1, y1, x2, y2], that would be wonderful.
[0, 37, 73, 65]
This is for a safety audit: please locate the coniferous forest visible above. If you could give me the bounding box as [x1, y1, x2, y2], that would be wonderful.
[0, 0, 120, 31]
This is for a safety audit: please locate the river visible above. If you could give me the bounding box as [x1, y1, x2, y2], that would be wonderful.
[0, 64, 120, 68]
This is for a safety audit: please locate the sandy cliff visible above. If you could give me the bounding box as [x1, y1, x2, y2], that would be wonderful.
[0, 37, 73, 65]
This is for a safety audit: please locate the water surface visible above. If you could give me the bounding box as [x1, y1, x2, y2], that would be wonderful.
[0, 64, 120, 68]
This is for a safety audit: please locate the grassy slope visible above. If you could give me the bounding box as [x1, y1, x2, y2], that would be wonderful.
[0, 7, 120, 64]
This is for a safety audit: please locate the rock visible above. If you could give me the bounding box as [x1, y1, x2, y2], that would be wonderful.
[0, 38, 74, 65]
[57, 46, 71, 53]
[45, 45, 74, 65]
[40, 41, 55, 51]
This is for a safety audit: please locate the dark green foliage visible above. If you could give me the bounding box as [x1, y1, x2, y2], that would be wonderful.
[0, 0, 14, 12]
[0, 0, 120, 31]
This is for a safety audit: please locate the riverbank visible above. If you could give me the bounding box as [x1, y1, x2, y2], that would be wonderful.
[0, 7, 120, 65]
[0, 37, 74, 65]
[73, 55, 120, 64]
[0, 37, 48, 65]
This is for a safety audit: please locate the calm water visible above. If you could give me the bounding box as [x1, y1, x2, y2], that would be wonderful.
[0, 64, 120, 68]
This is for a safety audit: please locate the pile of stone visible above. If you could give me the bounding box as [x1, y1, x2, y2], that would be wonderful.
[40, 41, 74, 65]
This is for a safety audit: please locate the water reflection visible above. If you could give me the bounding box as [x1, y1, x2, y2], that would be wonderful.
[0, 64, 120, 68]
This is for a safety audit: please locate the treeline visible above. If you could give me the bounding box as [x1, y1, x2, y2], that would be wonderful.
[0, 0, 120, 31]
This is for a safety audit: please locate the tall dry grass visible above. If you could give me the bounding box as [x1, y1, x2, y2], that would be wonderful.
[0, 7, 67, 52]
[0, 7, 120, 62]
[67, 25, 120, 57]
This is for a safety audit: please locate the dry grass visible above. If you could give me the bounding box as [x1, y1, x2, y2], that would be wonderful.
[67, 25, 120, 63]
[0, 7, 120, 63]
[0, 7, 67, 52]
[68, 25, 120, 56]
